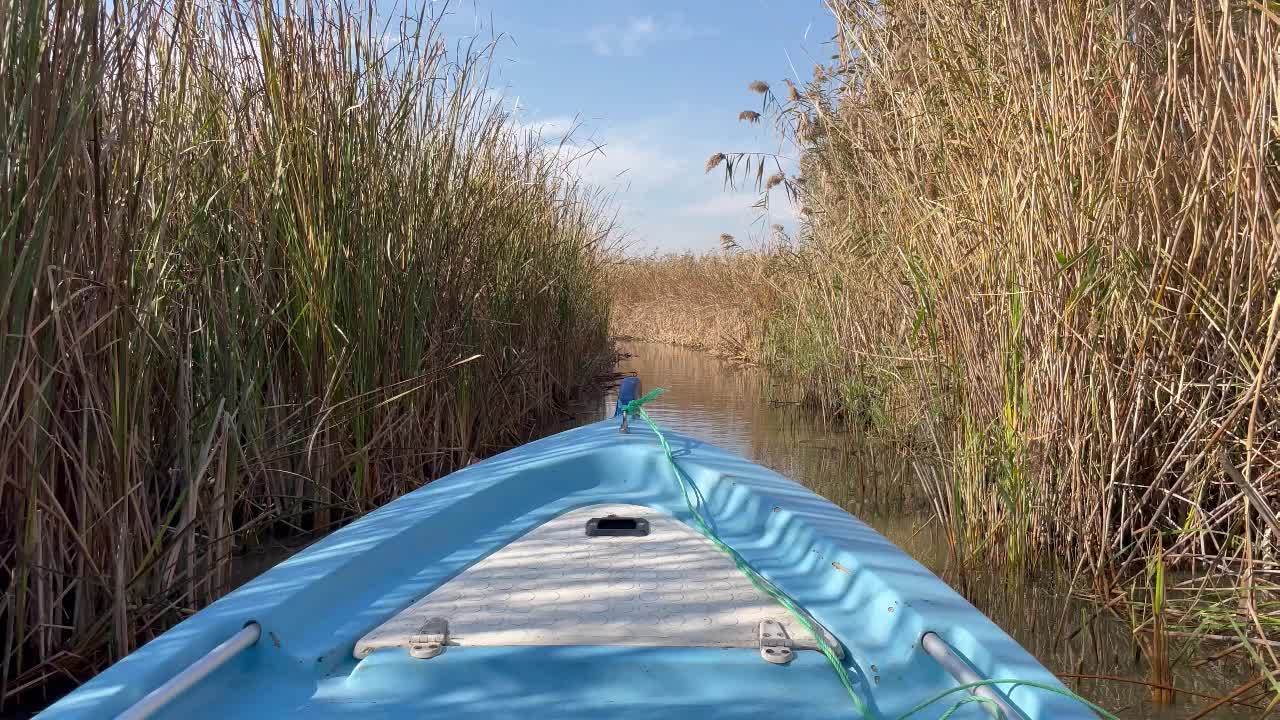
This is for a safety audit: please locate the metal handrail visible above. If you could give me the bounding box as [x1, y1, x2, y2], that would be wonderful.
[921, 631, 1028, 720]
[115, 622, 261, 720]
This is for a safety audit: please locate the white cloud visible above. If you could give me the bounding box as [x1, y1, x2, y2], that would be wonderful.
[575, 138, 683, 186]
[505, 113, 681, 194]
[508, 111, 798, 253]
[584, 14, 715, 57]
[677, 192, 762, 219]
[515, 114, 581, 143]
[619, 17, 657, 56]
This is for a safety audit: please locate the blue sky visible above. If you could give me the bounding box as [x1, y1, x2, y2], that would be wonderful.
[432, 1, 835, 254]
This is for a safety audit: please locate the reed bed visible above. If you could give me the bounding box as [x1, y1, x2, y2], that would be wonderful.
[628, 0, 1280, 688]
[1, 0, 614, 706]
[788, 0, 1280, 661]
[611, 251, 777, 363]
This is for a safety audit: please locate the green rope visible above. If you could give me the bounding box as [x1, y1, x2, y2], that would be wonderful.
[894, 679, 1122, 720]
[622, 389, 871, 718]
[619, 390, 1120, 720]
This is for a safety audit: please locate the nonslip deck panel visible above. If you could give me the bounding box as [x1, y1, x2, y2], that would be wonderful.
[40, 419, 1091, 720]
[356, 503, 828, 654]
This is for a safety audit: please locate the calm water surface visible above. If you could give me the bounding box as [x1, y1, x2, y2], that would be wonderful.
[596, 342, 1260, 720]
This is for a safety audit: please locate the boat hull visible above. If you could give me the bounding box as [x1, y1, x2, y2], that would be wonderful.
[40, 418, 1087, 719]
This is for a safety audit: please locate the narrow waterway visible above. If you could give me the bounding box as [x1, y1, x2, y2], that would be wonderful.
[599, 342, 1259, 720]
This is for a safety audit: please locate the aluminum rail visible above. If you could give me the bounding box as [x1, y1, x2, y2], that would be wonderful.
[115, 622, 261, 720]
[921, 631, 1028, 720]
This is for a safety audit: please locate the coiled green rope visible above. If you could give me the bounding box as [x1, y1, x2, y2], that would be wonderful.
[619, 389, 1120, 720]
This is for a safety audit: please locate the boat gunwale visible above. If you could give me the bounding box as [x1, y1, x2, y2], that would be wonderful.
[39, 419, 1089, 720]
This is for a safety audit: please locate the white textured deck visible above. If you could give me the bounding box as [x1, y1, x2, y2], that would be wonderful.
[355, 503, 832, 657]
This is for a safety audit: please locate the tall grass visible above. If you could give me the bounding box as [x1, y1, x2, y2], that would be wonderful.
[628, 0, 1280, 684]
[611, 251, 777, 363]
[787, 0, 1279, 640]
[1, 0, 614, 705]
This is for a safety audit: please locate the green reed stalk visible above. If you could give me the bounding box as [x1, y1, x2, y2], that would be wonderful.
[1, 0, 615, 706]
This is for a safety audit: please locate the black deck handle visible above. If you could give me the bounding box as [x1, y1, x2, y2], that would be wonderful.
[585, 515, 650, 537]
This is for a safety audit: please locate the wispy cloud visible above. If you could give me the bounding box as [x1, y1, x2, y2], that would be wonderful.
[506, 112, 680, 190]
[578, 138, 682, 186]
[507, 108, 800, 253]
[676, 192, 763, 219]
[584, 14, 716, 57]
[515, 114, 582, 144]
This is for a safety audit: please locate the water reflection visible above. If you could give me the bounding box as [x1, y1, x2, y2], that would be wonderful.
[606, 342, 1260, 720]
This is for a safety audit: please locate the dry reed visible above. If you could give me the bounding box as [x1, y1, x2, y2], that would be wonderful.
[625, 0, 1280, 685]
[610, 252, 776, 363]
[799, 0, 1279, 680]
